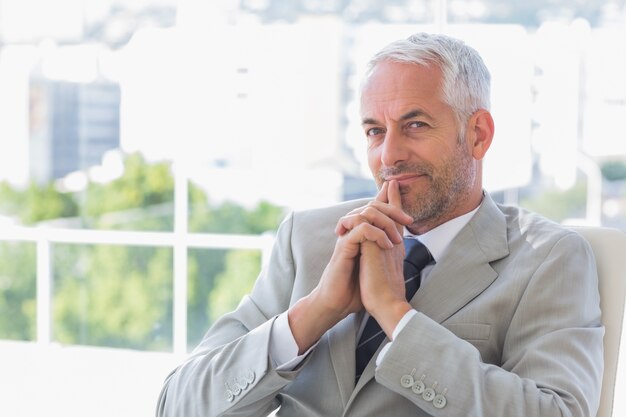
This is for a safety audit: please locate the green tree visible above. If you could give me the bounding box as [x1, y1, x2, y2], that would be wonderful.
[0, 181, 21, 217]
[187, 248, 227, 347]
[186, 182, 285, 347]
[520, 182, 587, 223]
[0, 180, 78, 225]
[84, 153, 174, 230]
[0, 242, 36, 340]
[208, 250, 262, 324]
[0, 179, 77, 341]
[52, 244, 173, 350]
[0, 153, 285, 351]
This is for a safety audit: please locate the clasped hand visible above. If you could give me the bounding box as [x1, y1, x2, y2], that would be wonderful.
[288, 180, 414, 353]
[326, 180, 414, 334]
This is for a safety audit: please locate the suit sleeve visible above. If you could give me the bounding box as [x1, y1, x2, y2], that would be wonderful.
[375, 232, 604, 417]
[156, 212, 304, 417]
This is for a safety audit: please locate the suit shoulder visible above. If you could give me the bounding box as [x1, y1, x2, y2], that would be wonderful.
[498, 203, 588, 249]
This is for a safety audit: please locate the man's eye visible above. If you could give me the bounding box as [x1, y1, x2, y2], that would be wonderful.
[366, 127, 384, 137]
[408, 121, 427, 129]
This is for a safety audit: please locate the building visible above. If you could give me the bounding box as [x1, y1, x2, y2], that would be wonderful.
[29, 78, 121, 183]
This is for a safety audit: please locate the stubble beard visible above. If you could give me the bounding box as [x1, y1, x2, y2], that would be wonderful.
[378, 145, 476, 227]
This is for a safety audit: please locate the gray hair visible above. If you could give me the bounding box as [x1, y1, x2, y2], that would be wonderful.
[366, 32, 491, 128]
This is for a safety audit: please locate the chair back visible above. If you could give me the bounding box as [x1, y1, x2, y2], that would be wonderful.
[570, 226, 626, 417]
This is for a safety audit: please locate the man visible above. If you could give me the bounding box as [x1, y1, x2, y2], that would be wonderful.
[157, 33, 603, 417]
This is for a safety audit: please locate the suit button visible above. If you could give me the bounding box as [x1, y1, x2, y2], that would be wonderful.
[231, 381, 242, 395]
[245, 369, 256, 384]
[412, 380, 425, 394]
[401, 369, 417, 388]
[423, 387, 436, 402]
[423, 382, 438, 402]
[400, 374, 414, 388]
[433, 393, 447, 409]
[225, 389, 234, 402]
[237, 377, 249, 389]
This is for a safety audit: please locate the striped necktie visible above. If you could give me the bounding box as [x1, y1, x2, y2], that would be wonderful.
[354, 238, 432, 382]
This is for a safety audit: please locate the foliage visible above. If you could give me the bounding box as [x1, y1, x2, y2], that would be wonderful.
[186, 185, 285, 346]
[190, 198, 285, 235]
[520, 181, 587, 223]
[187, 248, 227, 347]
[22, 182, 80, 224]
[52, 244, 173, 350]
[0, 180, 78, 225]
[84, 153, 174, 230]
[0, 242, 36, 340]
[0, 181, 20, 217]
[208, 250, 262, 325]
[0, 153, 285, 351]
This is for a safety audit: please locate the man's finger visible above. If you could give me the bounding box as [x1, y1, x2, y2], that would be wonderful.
[376, 180, 389, 204]
[366, 200, 413, 225]
[387, 180, 405, 234]
[335, 208, 402, 243]
[387, 180, 402, 208]
[335, 181, 412, 237]
[349, 223, 394, 249]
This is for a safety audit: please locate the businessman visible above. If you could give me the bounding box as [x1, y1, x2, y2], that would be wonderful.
[157, 32, 603, 417]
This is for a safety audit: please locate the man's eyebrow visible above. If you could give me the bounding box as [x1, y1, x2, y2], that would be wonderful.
[399, 109, 433, 121]
[361, 109, 434, 126]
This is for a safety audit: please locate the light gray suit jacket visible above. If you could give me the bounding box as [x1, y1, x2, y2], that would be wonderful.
[157, 193, 604, 417]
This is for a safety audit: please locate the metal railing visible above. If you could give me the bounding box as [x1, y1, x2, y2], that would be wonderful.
[1, 225, 275, 354]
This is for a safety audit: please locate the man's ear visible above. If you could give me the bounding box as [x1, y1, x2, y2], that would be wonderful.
[469, 109, 494, 160]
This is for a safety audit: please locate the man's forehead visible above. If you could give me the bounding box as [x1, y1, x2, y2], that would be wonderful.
[361, 61, 442, 99]
[359, 62, 444, 119]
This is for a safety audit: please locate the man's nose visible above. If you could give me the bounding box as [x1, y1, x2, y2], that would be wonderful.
[380, 128, 409, 167]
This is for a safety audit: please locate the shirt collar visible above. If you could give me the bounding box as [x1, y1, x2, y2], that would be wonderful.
[404, 204, 481, 263]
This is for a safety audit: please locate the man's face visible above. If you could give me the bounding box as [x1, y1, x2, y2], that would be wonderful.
[361, 61, 478, 229]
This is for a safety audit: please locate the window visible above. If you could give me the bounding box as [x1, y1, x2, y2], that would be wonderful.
[0, 1, 624, 416]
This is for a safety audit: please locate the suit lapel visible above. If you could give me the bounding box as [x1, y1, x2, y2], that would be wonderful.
[412, 248, 497, 323]
[413, 194, 509, 323]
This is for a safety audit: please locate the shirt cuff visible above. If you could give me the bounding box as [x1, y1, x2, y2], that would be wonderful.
[269, 311, 319, 371]
[375, 309, 418, 366]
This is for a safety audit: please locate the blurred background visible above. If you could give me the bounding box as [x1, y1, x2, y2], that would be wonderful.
[0, 0, 625, 416]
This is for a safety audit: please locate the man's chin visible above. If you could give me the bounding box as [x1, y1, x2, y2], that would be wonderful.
[401, 192, 440, 220]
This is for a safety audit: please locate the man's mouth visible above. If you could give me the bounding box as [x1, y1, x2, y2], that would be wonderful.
[384, 174, 425, 187]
